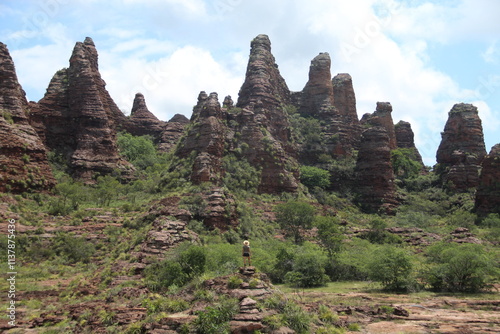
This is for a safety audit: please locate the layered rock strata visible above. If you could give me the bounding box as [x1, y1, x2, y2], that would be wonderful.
[125, 93, 165, 140]
[0, 42, 55, 193]
[474, 144, 500, 217]
[435, 103, 486, 191]
[361, 102, 397, 150]
[235, 34, 299, 193]
[354, 127, 398, 214]
[29, 37, 133, 181]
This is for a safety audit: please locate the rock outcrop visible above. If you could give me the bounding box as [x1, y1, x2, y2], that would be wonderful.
[395, 120, 424, 166]
[299, 52, 335, 117]
[0, 42, 55, 193]
[125, 93, 165, 140]
[176, 92, 226, 185]
[157, 113, 189, 153]
[29, 37, 133, 182]
[296, 55, 362, 162]
[354, 127, 398, 214]
[361, 102, 397, 150]
[331, 73, 362, 156]
[237, 34, 291, 111]
[474, 144, 500, 217]
[234, 34, 299, 193]
[435, 103, 486, 191]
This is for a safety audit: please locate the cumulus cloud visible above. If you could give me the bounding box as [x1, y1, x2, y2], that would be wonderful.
[100, 45, 244, 120]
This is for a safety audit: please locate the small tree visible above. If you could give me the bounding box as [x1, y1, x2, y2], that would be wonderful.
[367, 245, 414, 291]
[275, 201, 315, 244]
[315, 216, 344, 259]
[424, 243, 499, 292]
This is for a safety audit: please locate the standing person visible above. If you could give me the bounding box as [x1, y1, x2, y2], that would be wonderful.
[242, 240, 251, 266]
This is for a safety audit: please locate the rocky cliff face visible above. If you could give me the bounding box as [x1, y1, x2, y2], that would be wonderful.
[361, 102, 397, 150]
[474, 144, 500, 217]
[354, 127, 398, 214]
[125, 93, 165, 140]
[435, 103, 486, 191]
[29, 37, 133, 182]
[395, 120, 424, 165]
[0, 42, 55, 193]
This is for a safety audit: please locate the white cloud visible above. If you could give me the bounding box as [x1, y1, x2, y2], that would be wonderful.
[101, 45, 243, 121]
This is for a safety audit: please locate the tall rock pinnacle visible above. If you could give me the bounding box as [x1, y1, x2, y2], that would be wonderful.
[29, 37, 133, 182]
[361, 102, 397, 150]
[0, 42, 55, 192]
[299, 52, 335, 116]
[354, 127, 398, 214]
[237, 34, 291, 109]
[435, 103, 486, 191]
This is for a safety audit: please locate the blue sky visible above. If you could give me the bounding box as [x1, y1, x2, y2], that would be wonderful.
[1, 0, 499, 165]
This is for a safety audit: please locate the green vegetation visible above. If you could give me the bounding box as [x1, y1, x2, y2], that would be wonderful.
[299, 165, 330, 190]
[5, 126, 500, 333]
[275, 200, 316, 244]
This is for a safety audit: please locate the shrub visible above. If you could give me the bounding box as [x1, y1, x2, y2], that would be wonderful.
[358, 218, 402, 244]
[117, 133, 165, 170]
[227, 275, 243, 289]
[391, 148, 422, 180]
[284, 250, 329, 288]
[144, 244, 207, 291]
[54, 233, 95, 263]
[300, 166, 330, 190]
[275, 201, 315, 244]
[269, 246, 296, 283]
[424, 243, 499, 293]
[142, 296, 189, 314]
[192, 297, 239, 334]
[281, 302, 311, 334]
[367, 245, 415, 292]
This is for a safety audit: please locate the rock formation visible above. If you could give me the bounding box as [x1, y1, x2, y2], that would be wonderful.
[361, 102, 397, 150]
[474, 144, 500, 217]
[237, 34, 291, 111]
[176, 92, 226, 185]
[295, 53, 362, 163]
[125, 93, 165, 140]
[0, 42, 55, 193]
[234, 34, 299, 193]
[331, 73, 362, 155]
[299, 52, 335, 117]
[435, 103, 486, 191]
[29, 37, 133, 182]
[157, 113, 189, 153]
[395, 120, 424, 165]
[354, 127, 398, 214]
